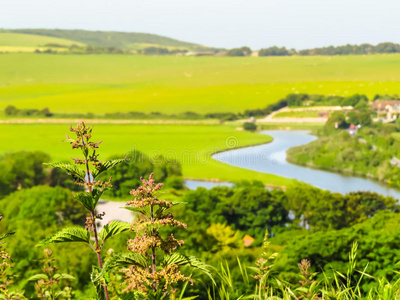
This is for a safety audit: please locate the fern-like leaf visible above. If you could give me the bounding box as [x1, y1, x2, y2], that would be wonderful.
[104, 253, 148, 271]
[92, 158, 125, 179]
[99, 221, 131, 242]
[44, 162, 86, 182]
[0, 232, 15, 241]
[36, 227, 90, 246]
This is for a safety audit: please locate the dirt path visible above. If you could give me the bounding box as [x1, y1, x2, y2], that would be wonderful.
[96, 200, 133, 230]
[238, 106, 353, 124]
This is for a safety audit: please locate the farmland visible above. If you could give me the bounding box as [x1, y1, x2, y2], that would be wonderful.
[1, 53, 400, 115]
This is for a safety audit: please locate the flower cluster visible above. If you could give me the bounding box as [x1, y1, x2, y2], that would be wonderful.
[122, 174, 189, 295]
[127, 233, 184, 256]
[121, 264, 192, 293]
[67, 122, 103, 171]
[35, 249, 59, 299]
[0, 243, 14, 295]
[128, 174, 163, 199]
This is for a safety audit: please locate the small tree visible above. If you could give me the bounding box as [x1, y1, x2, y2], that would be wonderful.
[243, 122, 257, 131]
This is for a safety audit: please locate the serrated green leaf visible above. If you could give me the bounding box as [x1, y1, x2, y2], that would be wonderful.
[163, 253, 214, 284]
[74, 188, 103, 211]
[74, 192, 95, 211]
[92, 158, 125, 179]
[53, 273, 75, 280]
[0, 232, 15, 241]
[99, 221, 131, 242]
[44, 162, 86, 182]
[36, 227, 90, 246]
[27, 274, 48, 281]
[104, 253, 148, 271]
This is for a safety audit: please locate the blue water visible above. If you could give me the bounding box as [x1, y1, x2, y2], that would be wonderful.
[212, 130, 400, 199]
[185, 180, 233, 190]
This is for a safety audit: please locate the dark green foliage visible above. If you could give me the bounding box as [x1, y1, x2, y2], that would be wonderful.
[286, 183, 399, 231]
[243, 122, 257, 131]
[226, 47, 252, 56]
[176, 184, 289, 252]
[0, 151, 50, 196]
[100, 151, 183, 198]
[242, 99, 287, 118]
[143, 47, 170, 55]
[259, 46, 291, 56]
[0, 186, 96, 295]
[347, 111, 372, 126]
[324, 111, 348, 130]
[276, 211, 400, 290]
[4, 105, 53, 117]
[299, 42, 400, 55]
[283, 93, 369, 108]
[1, 185, 86, 228]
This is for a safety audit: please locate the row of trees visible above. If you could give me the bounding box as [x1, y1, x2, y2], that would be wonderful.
[0, 149, 183, 198]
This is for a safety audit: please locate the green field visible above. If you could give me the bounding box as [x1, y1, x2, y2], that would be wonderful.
[2, 54, 400, 115]
[0, 123, 293, 187]
[0, 33, 86, 53]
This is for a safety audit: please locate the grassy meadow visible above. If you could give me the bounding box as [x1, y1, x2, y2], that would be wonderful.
[0, 123, 293, 186]
[1, 53, 400, 115]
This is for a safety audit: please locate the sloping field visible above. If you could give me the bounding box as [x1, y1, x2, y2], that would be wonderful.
[1, 54, 400, 114]
[0, 33, 85, 47]
[4, 29, 202, 50]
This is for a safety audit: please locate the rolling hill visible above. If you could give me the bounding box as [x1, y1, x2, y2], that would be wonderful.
[0, 29, 206, 51]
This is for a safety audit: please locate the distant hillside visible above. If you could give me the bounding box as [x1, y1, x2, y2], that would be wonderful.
[1, 29, 205, 51]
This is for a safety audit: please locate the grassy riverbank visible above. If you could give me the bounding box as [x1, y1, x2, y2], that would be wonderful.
[286, 127, 400, 187]
[0, 123, 294, 187]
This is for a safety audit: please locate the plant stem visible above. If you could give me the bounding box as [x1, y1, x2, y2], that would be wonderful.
[151, 204, 157, 292]
[83, 143, 110, 300]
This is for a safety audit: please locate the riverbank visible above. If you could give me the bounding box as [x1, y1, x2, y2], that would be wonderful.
[213, 130, 400, 198]
[286, 129, 400, 190]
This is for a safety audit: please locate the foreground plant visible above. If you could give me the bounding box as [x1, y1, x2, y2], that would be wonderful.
[27, 249, 74, 300]
[37, 122, 129, 300]
[106, 174, 213, 299]
[0, 215, 24, 300]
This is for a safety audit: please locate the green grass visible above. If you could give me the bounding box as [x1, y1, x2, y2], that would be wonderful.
[0, 33, 85, 47]
[2, 54, 400, 114]
[0, 123, 293, 187]
[273, 111, 321, 118]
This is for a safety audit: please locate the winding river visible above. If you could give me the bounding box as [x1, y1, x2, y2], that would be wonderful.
[210, 130, 400, 199]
